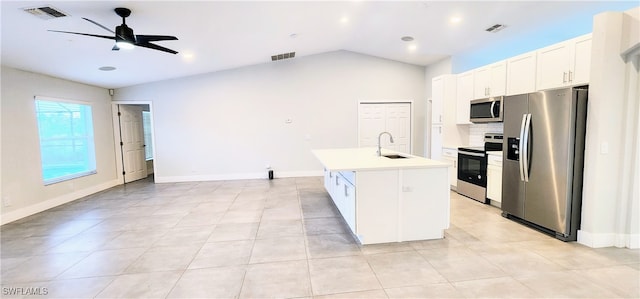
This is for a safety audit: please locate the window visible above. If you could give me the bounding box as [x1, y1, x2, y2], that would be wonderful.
[35, 97, 96, 185]
[142, 111, 153, 160]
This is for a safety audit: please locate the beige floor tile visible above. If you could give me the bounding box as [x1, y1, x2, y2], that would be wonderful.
[360, 242, 414, 255]
[96, 271, 181, 298]
[308, 256, 382, 296]
[100, 229, 167, 250]
[418, 247, 507, 282]
[207, 222, 258, 242]
[239, 260, 312, 298]
[261, 206, 303, 220]
[219, 209, 263, 224]
[249, 236, 307, 263]
[452, 276, 539, 298]
[578, 265, 640, 298]
[385, 283, 464, 298]
[174, 211, 225, 227]
[188, 240, 253, 269]
[514, 270, 620, 298]
[304, 217, 350, 235]
[314, 289, 389, 298]
[38, 276, 115, 298]
[306, 234, 362, 259]
[57, 248, 146, 279]
[366, 251, 447, 288]
[168, 267, 246, 298]
[1, 252, 90, 283]
[125, 245, 201, 273]
[152, 225, 215, 247]
[256, 219, 303, 239]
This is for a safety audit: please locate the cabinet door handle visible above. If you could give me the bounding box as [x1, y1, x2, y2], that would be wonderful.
[344, 185, 348, 197]
[563, 72, 567, 83]
[568, 71, 573, 82]
[335, 176, 339, 186]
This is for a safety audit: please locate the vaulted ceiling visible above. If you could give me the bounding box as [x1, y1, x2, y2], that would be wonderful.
[1, 1, 637, 89]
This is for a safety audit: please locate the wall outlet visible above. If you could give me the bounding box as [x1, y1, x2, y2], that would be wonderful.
[3, 196, 11, 207]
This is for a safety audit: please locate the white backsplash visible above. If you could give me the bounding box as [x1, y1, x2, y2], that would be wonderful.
[469, 123, 504, 146]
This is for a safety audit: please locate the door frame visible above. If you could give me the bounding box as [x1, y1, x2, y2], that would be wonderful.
[357, 100, 414, 155]
[111, 100, 157, 185]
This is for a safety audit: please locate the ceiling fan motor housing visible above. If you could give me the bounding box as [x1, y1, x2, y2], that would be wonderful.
[116, 24, 136, 43]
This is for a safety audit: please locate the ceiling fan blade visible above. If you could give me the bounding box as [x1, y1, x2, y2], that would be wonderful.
[136, 35, 178, 43]
[135, 42, 178, 54]
[48, 30, 115, 40]
[82, 17, 115, 34]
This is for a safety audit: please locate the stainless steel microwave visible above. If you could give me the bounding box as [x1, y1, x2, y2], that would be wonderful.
[470, 96, 503, 123]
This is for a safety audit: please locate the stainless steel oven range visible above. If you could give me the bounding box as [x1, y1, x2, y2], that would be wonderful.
[457, 133, 502, 203]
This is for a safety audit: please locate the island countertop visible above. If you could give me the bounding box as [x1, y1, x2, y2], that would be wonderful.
[312, 147, 449, 171]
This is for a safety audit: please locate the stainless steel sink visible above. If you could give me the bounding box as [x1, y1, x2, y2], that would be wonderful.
[383, 154, 409, 159]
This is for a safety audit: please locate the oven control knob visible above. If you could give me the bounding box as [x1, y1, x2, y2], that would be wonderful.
[477, 175, 482, 179]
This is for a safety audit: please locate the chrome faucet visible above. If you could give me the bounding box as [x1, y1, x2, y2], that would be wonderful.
[377, 131, 394, 156]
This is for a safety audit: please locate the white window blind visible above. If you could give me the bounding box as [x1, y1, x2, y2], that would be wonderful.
[35, 97, 97, 185]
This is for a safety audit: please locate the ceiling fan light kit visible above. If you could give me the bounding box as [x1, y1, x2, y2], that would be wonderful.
[48, 7, 179, 54]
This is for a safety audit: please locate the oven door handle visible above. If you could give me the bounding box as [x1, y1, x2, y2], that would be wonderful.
[490, 101, 496, 118]
[458, 151, 485, 157]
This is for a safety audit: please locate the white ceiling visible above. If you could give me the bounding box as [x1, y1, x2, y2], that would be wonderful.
[1, 1, 637, 89]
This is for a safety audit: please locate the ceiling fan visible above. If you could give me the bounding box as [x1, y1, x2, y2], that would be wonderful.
[49, 7, 178, 54]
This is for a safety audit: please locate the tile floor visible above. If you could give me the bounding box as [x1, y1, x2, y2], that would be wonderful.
[1, 176, 639, 298]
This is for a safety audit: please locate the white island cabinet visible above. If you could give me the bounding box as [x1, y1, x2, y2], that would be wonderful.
[313, 147, 450, 245]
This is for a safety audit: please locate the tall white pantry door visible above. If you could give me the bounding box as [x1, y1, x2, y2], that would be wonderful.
[358, 102, 411, 154]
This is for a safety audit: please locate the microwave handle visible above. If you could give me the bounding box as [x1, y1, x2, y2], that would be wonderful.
[490, 101, 496, 118]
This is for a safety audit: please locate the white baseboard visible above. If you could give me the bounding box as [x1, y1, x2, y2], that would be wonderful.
[578, 230, 640, 249]
[1, 179, 120, 225]
[154, 170, 323, 183]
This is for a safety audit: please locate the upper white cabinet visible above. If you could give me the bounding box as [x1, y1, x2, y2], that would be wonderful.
[536, 34, 592, 91]
[456, 71, 473, 124]
[506, 50, 537, 95]
[473, 61, 507, 99]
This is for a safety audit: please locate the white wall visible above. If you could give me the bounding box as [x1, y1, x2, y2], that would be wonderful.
[115, 51, 426, 182]
[1, 67, 118, 224]
[579, 8, 640, 249]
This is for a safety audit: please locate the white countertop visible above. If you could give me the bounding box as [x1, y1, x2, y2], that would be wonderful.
[312, 147, 449, 171]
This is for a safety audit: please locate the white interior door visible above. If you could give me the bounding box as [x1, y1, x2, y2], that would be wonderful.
[359, 103, 412, 154]
[119, 105, 147, 183]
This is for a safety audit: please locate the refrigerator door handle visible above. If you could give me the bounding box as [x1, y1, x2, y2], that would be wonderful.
[519, 114, 527, 181]
[522, 113, 532, 182]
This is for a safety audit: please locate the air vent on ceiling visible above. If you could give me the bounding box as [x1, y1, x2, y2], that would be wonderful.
[23, 6, 68, 20]
[271, 52, 296, 62]
[485, 24, 506, 33]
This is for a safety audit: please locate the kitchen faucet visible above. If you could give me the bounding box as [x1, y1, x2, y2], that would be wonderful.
[377, 131, 394, 156]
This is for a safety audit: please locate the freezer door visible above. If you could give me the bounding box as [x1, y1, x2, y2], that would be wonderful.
[524, 88, 576, 235]
[501, 94, 528, 218]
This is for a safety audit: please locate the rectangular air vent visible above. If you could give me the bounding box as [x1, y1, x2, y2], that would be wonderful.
[23, 6, 68, 20]
[271, 52, 296, 62]
[485, 24, 506, 33]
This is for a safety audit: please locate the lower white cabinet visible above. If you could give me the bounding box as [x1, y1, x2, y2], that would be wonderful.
[486, 153, 503, 204]
[441, 148, 458, 189]
[322, 167, 449, 244]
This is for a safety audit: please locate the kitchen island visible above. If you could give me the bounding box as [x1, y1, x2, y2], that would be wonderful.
[312, 147, 450, 245]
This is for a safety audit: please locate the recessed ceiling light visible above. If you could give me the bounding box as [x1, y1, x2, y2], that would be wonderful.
[408, 44, 418, 52]
[450, 16, 462, 24]
[401, 36, 414, 42]
[99, 66, 116, 71]
[340, 16, 349, 24]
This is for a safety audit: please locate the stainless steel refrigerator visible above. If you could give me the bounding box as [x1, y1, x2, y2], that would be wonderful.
[502, 86, 588, 241]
